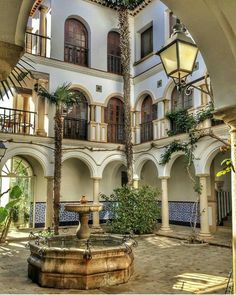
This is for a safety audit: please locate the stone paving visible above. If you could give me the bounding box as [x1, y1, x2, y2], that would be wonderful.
[0, 235, 232, 294]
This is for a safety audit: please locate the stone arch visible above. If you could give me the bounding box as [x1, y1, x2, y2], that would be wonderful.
[1, 145, 51, 176]
[62, 151, 97, 178]
[162, 151, 192, 178]
[70, 84, 93, 105]
[99, 154, 126, 178]
[134, 153, 161, 179]
[196, 141, 225, 175]
[104, 93, 123, 107]
[135, 90, 155, 112]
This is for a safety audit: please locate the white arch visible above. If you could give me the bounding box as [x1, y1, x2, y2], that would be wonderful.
[195, 140, 224, 175]
[162, 151, 196, 178]
[135, 90, 156, 112]
[98, 153, 126, 178]
[134, 153, 161, 179]
[1, 145, 51, 176]
[70, 84, 93, 105]
[62, 151, 97, 178]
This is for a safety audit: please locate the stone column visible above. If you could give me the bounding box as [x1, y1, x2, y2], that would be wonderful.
[45, 176, 54, 229]
[159, 177, 172, 232]
[198, 175, 212, 238]
[39, 5, 48, 56]
[36, 80, 47, 136]
[215, 108, 236, 291]
[133, 178, 139, 189]
[92, 178, 103, 232]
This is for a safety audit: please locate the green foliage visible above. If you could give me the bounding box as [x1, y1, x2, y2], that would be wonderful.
[102, 185, 160, 235]
[166, 109, 195, 136]
[105, 0, 145, 9]
[166, 102, 214, 136]
[0, 185, 23, 225]
[159, 140, 189, 165]
[216, 158, 235, 177]
[36, 83, 83, 109]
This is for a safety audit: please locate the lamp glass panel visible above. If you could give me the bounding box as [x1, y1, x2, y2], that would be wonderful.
[178, 42, 198, 72]
[160, 43, 178, 75]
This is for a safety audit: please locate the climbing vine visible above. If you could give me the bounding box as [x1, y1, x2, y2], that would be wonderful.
[166, 102, 214, 136]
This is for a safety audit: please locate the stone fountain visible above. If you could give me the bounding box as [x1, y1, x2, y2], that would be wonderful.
[27, 196, 135, 290]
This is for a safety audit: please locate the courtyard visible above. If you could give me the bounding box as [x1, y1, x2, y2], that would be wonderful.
[0, 234, 231, 294]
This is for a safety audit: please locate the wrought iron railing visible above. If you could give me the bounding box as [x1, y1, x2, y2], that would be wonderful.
[140, 121, 153, 143]
[25, 32, 51, 57]
[63, 118, 87, 140]
[0, 107, 36, 135]
[107, 54, 122, 74]
[64, 43, 88, 66]
[217, 190, 231, 225]
[107, 123, 124, 144]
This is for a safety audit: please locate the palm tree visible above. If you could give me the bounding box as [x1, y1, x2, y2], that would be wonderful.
[37, 83, 80, 235]
[106, 0, 144, 186]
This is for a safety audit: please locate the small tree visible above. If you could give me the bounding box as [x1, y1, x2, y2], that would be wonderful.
[0, 185, 23, 243]
[37, 83, 80, 235]
[102, 185, 160, 234]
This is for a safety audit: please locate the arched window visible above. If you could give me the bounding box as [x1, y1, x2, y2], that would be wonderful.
[107, 31, 121, 74]
[140, 95, 157, 143]
[0, 156, 33, 228]
[64, 18, 88, 66]
[171, 86, 193, 111]
[105, 97, 124, 143]
[63, 90, 88, 140]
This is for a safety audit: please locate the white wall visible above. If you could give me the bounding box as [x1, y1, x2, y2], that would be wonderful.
[61, 158, 93, 201]
[50, 0, 119, 71]
[169, 156, 197, 201]
[139, 160, 161, 190]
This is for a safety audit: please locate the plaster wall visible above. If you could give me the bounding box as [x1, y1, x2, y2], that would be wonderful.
[169, 156, 197, 202]
[139, 160, 161, 191]
[22, 155, 47, 203]
[50, 0, 119, 71]
[61, 158, 93, 202]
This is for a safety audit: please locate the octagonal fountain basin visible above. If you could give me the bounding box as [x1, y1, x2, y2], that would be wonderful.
[28, 234, 135, 290]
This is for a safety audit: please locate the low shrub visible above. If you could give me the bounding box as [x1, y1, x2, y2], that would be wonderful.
[102, 185, 160, 235]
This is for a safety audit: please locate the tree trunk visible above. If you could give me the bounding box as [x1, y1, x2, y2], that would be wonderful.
[119, 8, 133, 186]
[53, 107, 63, 235]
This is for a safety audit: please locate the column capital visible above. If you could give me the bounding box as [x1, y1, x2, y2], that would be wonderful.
[159, 176, 170, 180]
[92, 177, 102, 181]
[196, 174, 210, 178]
[45, 176, 54, 180]
[39, 5, 50, 14]
[214, 106, 236, 131]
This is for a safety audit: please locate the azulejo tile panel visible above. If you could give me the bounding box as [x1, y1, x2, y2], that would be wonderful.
[32, 201, 199, 227]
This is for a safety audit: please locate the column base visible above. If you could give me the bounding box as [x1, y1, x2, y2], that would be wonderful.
[198, 232, 213, 239]
[36, 129, 47, 137]
[158, 226, 173, 233]
[91, 225, 104, 234]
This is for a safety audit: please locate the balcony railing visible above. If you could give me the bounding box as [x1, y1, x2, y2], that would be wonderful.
[64, 43, 88, 66]
[140, 121, 153, 143]
[0, 107, 36, 135]
[25, 32, 51, 57]
[107, 123, 124, 144]
[63, 118, 87, 140]
[107, 54, 122, 74]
